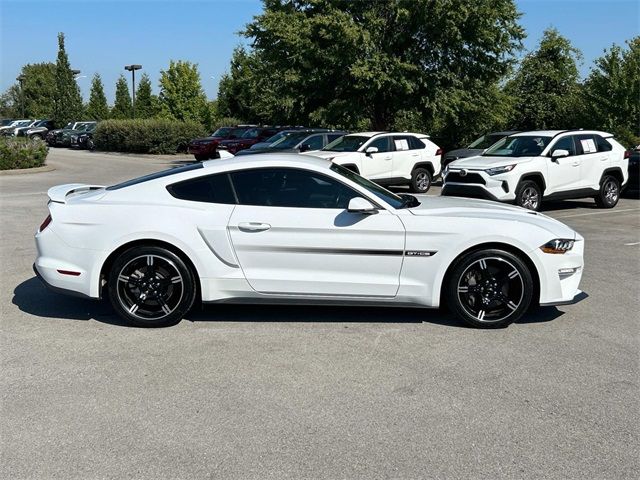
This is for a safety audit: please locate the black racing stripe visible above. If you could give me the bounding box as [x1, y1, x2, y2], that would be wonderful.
[243, 246, 437, 257]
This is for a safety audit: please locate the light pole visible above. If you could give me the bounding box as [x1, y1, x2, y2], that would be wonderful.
[16, 74, 26, 118]
[124, 64, 142, 119]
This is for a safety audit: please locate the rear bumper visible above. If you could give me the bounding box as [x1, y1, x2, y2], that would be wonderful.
[33, 263, 94, 299]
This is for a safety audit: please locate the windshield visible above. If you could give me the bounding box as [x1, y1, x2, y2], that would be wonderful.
[34, 120, 49, 127]
[483, 135, 552, 157]
[468, 134, 504, 150]
[263, 131, 289, 144]
[323, 135, 369, 152]
[330, 163, 408, 209]
[14, 121, 31, 127]
[269, 132, 309, 149]
[211, 127, 232, 137]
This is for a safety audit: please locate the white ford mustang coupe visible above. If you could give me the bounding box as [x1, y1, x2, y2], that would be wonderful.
[34, 154, 585, 328]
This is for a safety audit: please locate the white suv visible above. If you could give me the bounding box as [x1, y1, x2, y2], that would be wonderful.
[442, 130, 629, 210]
[306, 132, 442, 193]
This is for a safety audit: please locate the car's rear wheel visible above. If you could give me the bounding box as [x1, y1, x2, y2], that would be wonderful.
[445, 249, 534, 328]
[411, 168, 432, 193]
[515, 180, 541, 211]
[595, 175, 620, 208]
[108, 246, 196, 328]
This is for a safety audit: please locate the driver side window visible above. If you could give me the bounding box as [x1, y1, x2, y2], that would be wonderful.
[551, 136, 576, 156]
[367, 137, 392, 153]
[230, 168, 361, 209]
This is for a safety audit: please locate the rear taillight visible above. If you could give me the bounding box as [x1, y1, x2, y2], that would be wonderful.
[624, 151, 630, 159]
[436, 148, 443, 156]
[39, 214, 52, 232]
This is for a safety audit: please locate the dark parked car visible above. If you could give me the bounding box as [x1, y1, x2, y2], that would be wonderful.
[46, 121, 96, 147]
[218, 126, 295, 154]
[624, 147, 640, 195]
[70, 123, 98, 150]
[442, 131, 520, 168]
[17, 119, 54, 139]
[187, 125, 256, 161]
[236, 130, 347, 156]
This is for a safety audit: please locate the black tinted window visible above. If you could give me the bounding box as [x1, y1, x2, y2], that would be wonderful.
[408, 136, 426, 150]
[369, 137, 392, 153]
[167, 173, 236, 204]
[231, 168, 359, 209]
[552, 136, 576, 156]
[595, 135, 612, 152]
[302, 134, 324, 150]
[575, 134, 598, 155]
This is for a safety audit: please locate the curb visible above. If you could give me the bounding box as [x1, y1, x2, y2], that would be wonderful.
[0, 164, 55, 176]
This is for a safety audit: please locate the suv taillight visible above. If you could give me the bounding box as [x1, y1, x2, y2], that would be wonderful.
[39, 214, 52, 232]
[624, 150, 630, 159]
[436, 148, 443, 156]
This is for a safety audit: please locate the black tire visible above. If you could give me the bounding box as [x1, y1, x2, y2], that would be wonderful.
[595, 175, 620, 208]
[445, 248, 534, 328]
[30, 134, 44, 141]
[87, 138, 95, 151]
[108, 246, 197, 328]
[411, 167, 432, 193]
[194, 154, 208, 161]
[515, 180, 542, 211]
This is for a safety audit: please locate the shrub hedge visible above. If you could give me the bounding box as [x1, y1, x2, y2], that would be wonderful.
[94, 119, 207, 154]
[0, 137, 48, 170]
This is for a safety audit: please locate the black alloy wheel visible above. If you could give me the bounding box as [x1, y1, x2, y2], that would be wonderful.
[108, 246, 196, 327]
[446, 249, 534, 328]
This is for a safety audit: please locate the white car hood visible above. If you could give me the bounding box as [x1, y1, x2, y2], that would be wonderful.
[449, 155, 535, 169]
[408, 196, 577, 239]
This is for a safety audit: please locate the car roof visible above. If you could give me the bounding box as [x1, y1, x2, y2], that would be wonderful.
[512, 129, 613, 138]
[346, 131, 429, 138]
[201, 153, 331, 172]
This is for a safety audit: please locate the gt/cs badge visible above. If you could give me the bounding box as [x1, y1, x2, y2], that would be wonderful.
[405, 251, 436, 257]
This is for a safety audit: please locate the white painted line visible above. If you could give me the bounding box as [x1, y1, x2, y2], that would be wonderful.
[554, 208, 638, 219]
[624, 242, 640, 246]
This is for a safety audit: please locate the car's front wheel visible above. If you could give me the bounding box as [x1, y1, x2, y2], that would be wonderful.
[595, 175, 620, 208]
[194, 154, 208, 161]
[445, 249, 534, 328]
[108, 246, 197, 328]
[515, 180, 542, 211]
[411, 168, 432, 193]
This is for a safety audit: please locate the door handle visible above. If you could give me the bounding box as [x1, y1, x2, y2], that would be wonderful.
[572, 161, 580, 166]
[238, 222, 271, 232]
[384, 156, 392, 160]
[411, 153, 420, 157]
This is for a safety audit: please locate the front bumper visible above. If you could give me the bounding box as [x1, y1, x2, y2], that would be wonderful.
[443, 169, 515, 202]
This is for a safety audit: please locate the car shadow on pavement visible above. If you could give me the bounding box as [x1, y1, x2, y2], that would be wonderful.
[13, 276, 564, 328]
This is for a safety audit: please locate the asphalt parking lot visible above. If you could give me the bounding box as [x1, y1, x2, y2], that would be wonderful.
[1, 148, 638, 479]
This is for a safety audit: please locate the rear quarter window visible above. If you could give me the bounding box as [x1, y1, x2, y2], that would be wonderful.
[167, 173, 236, 204]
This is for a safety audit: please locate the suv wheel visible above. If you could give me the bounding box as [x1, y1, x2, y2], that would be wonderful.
[595, 175, 620, 208]
[108, 246, 197, 328]
[515, 180, 541, 211]
[411, 168, 432, 193]
[445, 249, 534, 328]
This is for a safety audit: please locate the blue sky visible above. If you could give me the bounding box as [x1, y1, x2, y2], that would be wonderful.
[1, 0, 638, 103]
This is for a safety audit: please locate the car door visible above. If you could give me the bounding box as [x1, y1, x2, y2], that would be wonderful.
[546, 135, 581, 194]
[361, 136, 394, 180]
[227, 167, 405, 297]
[391, 135, 417, 179]
[577, 134, 611, 189]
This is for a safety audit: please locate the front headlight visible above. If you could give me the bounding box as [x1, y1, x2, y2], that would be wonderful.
[540, 238, 575, 254]
[485, 164, 516, 176]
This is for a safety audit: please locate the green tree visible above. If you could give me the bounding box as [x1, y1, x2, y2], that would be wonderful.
[0, 85, 21, 118]
[506, 28, 582, 130]
[135, 73, 159, 119]
[85, 73, 109, 121]
[581, 37, 640, 147]
[53, 33, 83, 127]
[158, 60, 208, 123]
[111, 74, 132, 119]
[219, 0, 524, 131]
[17, 63, 57, 118]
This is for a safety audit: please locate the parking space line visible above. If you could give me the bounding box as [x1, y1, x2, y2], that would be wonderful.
[553, 208, 639, 219]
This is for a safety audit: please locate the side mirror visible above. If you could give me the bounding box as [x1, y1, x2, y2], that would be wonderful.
[347, 197, 378, 214]
[365, 146, 379, 156]
[299, 143, 311, 152]
[551, 149, 569, 161]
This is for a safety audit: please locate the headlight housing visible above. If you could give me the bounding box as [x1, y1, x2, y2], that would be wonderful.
[540, 238, 575, 254]
[485, 164, 516, 176]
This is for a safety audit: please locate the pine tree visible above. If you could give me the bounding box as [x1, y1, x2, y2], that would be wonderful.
[86, 73, 109, 120]
[53, 32, 83, 127]
[135, 73, 158, 118]
[111, 75, 132, 119]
